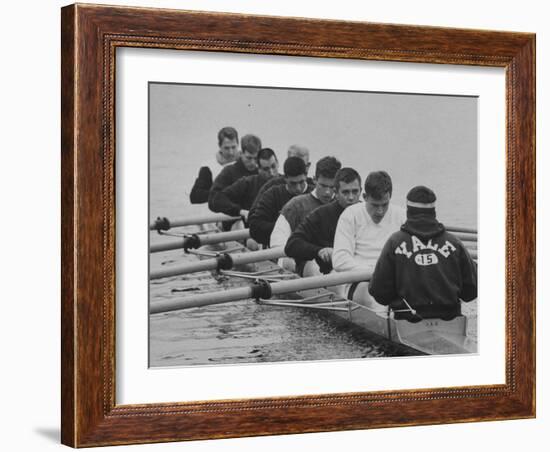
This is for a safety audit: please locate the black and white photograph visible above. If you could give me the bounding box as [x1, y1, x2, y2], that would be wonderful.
[148, 82, 478, 367]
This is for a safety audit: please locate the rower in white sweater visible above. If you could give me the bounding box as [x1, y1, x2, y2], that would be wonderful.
[332, 171, 405, 308]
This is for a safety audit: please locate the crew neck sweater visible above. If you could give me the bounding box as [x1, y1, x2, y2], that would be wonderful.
[285, 200, 345, 274]
[270, 192, 324, 249]
[249, 183, 312, 247]
[250, 175, 315, 212]
[282, 193, 324, 231]
[332, 202, 406, 274]
[207, 158, 257, 211]
[209, 173, 272, 217]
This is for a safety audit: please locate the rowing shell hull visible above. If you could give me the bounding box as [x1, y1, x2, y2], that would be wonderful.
[299, 286, 475, 355]
[194, 239, 476, 356]
[234, 252, 476, 356]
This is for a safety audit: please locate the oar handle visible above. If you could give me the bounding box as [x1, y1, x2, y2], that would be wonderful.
[149, 213, 241, 231]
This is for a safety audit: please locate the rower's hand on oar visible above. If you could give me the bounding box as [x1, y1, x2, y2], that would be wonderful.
[317, 247, 333, 263]
[240, 209, 249, 222]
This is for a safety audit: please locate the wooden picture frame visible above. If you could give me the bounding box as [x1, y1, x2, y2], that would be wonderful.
[61, 3, 535, 447]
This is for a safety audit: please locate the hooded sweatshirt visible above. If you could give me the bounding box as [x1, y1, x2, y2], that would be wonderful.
[368, 208, 477, 321]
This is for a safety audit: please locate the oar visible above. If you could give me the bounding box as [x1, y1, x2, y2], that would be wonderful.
[150, 213, 241, 231]
[150, 269, 372, 314]
[151, 229, 250, 253]
[150, 246, 286, 280]
[149, 227, 475, 251]
[447, 226, 477, 235]
[452, 232, 477, 242]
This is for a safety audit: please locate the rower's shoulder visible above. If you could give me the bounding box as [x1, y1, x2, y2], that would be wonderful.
[224, 173, 254, 190]
[265, 181, 287, 195]
[260, 175, 284, 191]
[258, 182, 286, 203]
[388, 228, 408, 241]
[216, 160, 235, 175]
[342, 201, 364, 216]
[283, 192, 311, 208]
[306, 201, 343, 225]
[238, 173, 259, 184]
[334, 202, 363, 226]
[441, 229, 469, 248]
[315, 200, 341, 215]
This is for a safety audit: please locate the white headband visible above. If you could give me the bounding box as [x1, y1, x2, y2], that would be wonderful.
[407, 200, 435, 208]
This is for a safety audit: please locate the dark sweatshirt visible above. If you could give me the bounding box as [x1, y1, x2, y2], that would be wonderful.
[251, 175, 285, 210]
[209, 174, 272, 217]
[250, 175, 315, 213]
[368, 211, 477, 321]
[285, 200, 345, 274]
[189, 166, 213, 204]
[249, 183, 312, 247]
[207, 158, 257, 211]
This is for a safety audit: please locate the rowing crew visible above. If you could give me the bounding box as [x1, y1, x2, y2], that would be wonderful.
[189, 127, 477, 322]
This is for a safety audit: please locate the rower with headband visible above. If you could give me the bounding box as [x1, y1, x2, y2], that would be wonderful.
[368, 185, 478, 322]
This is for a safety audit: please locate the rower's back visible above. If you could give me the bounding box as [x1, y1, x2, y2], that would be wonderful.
[249, 156, 310, 247]
[368, 186, 478, 322]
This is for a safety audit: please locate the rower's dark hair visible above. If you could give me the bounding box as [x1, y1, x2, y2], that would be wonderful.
[283, 156, 307, 177]
[364, 171, 392, 199]
[335, 167, 361, 190]
[315, 156, 341, 179]
[241, 134, 262, 155]
[217, 127, 239, 146]
[257, 147, 277, 163]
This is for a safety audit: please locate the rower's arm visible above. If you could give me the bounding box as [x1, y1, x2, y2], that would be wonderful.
[189, 166, 212, 204]
[207, 166, 233, 210]
[332, 212, 371, 273]
[249, 188, 278, 246]
[367, 239, 397, 305]
[285, 216, 323, 261]
[270, 214, 291, 248]
[458, 243, 478, 302]
[210, 178, 247, 217]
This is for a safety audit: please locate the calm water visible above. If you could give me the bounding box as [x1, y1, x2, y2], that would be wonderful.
[148, 83, 478, 367]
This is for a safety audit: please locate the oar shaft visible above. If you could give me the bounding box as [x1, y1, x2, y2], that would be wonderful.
[150, 269, 371, 314]
[198, 229, 249, 245]
[152, 259, 214, 277]
[151, 286, 254, 314]
[150, 229, 250, 253]
[150, 247, 286, 279]
[447, 226, 477, 234]
[149, 213, 240, 230]
[453, 232, 477, 242]
[270, 270, 371, 294]
[229, 246, 285, 266]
